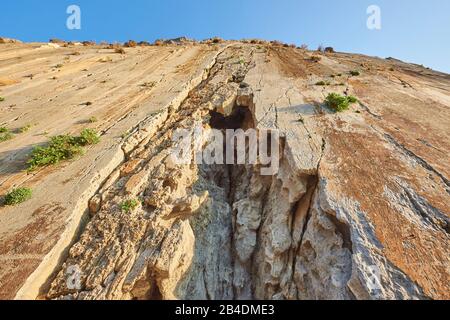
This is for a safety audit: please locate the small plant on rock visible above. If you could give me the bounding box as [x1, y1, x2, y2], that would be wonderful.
[120, 199, 139, 213]
[0, 127, 13, 142]
[325, 93, 358, 112]
[78, 128, 100, 145]
[27, 129, 100, 171]
[4, 187, 32, 206]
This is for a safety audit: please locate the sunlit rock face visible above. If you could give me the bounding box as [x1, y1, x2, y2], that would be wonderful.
[0, 40, 448, 300]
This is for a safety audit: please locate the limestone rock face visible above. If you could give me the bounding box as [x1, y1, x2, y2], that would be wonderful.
[0, 41, 448, 300]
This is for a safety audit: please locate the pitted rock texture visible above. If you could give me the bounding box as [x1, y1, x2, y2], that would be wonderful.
[0, 41, 448, 300]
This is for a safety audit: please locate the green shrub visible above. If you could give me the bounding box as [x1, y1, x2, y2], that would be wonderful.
[4, 188, 32, 205]
[78, 128, 100, 145]
[349, 70, 360, 76]
[27, 129, 100, 171]
[347, 96, 358, 103]
[325, 93, 358, 112]
[0, 132, 13, 142]
[315, 81, 330, 86]
[120, 199, 139, 213]
[0, 96, 5, 102]
[28, 135, 84, 170]
[0, 127, 13, 142]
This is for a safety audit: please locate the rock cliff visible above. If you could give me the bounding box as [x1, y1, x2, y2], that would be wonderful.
[0, 40, 448, 300]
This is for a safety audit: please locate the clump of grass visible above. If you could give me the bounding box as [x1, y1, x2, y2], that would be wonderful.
[325, 93, 358, 112]
[315, 81, 330, 86]
[88, 116, 98, 123]
[120, 199, 139, 213]
[27, 129, 100, 171]
[0, 96, 5, 102]
[114, 48, 126, 54]
[349, 70, 360, 76]
[4, 187, 32, 206]
[310, 55, 321, 62]
[0, 127, 13, 142]
[0, 132, 13, 142]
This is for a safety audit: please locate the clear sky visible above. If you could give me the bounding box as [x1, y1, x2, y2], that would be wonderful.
[1, 0, 449, 73]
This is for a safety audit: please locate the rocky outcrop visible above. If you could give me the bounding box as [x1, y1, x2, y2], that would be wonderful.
[0, 41, 449, 300]
[0, 37, 22, 44]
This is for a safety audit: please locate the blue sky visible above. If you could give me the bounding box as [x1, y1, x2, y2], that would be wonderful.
[1, 0, 449, 73]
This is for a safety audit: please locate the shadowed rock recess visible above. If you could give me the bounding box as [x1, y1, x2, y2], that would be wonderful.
[0, 41, 449, 300]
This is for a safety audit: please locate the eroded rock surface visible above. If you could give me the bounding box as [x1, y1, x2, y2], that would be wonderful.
[0, 41, 449, 300]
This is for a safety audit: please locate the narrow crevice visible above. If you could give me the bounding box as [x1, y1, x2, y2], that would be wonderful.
[384, 132, 450, 191]
[296, 177, 319, 257]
